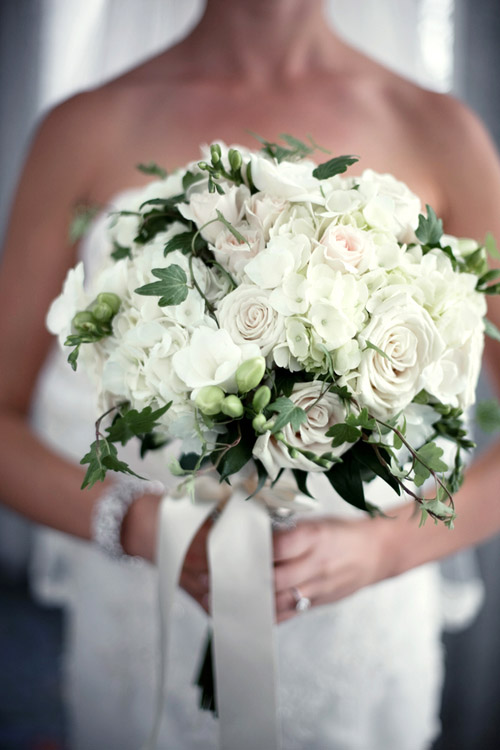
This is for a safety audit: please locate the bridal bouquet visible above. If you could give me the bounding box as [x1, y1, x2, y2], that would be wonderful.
[47, 135, 500, 527]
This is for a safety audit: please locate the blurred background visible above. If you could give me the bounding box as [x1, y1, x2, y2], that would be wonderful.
[1, 0, 500, 747]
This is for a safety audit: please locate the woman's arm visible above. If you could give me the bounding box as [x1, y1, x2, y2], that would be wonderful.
[0, 96, 158, 560]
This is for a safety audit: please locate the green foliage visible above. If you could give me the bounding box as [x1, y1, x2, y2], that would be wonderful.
[325, 449, 367, 512]
[462, 247, 488, 278]
[292, 469, 314, 498]
[134, 264, 189, 306]
[80, 439, 144, 489]
[69, 204, 101, 244]
[326, 422, 362, 447]
[484, 318, 500, 343]
[415, 204, 443, 247]
[64, 323, 112, 371]
[476, 399, 500, 433]
[215, 210, 250, 247]
[164, 231, 207, 257]
[485, 231, 500, 259]
[182, 170, 204, 192]
[111, 242, 132, 261]
[106, 404, 171, 445]
[354, 443, 401, 495]
[135, 195, 186, 244]
[413, 442, 448, 487]
[312, 155, 359, 180]
[136, 161, 167, 179]
[245, 461, 269, 501]
[251, 132, 316, 163]
[364, 340, 393, 363]
[268, 397, 308, 433]
[215, 432, 254, 483]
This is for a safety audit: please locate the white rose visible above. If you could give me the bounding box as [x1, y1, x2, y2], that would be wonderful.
[216, 284, 285, 357]
[172, 326, 260, 391]
[245, 192, 289, 240]
[270, 203, 317, 239]
[250, 154, 322, 201]
[313, 224, 376, 273]
[356, 292, 444, 418]
[253, 381, 350, 479]
[178, 184, 250, 243]
[212, 221, 264, 277]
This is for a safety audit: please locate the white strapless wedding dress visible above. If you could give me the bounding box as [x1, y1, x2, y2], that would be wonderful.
[29, 193, 482, 750]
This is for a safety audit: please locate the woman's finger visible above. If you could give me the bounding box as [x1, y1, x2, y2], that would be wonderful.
[273, 523, 318, 562]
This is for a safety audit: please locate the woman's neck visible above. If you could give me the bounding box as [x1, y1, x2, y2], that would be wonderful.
[176, 0, 345, 86]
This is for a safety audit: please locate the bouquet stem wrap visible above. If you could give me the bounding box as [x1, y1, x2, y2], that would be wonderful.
[144, 479, 281, 750]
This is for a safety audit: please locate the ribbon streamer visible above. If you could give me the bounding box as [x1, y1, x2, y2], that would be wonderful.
[144, 479, 281, 750]
[209, 489, 281, 750]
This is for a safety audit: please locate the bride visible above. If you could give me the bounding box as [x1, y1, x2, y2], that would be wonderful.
[2, 1, 500, 748]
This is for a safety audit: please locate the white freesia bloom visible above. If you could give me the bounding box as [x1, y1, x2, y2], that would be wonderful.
[46, 262, 88, 344]
[172, 327, 260, 391]
[253, 381, 350, 479]
[216, 284, 285, 357]
[356, 292, 444, 418]
[178, 184, 250, 243]
[250, 155, 321, 201]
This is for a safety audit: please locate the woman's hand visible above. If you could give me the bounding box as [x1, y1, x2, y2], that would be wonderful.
[273, 516, 389, 624]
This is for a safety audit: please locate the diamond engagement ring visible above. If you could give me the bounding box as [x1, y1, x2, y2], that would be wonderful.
[292, 586, 311, 613]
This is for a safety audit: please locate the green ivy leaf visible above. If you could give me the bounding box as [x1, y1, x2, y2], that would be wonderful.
[413, 442, 448, 487]
[353, 443, 401, 495]
[134, 264, 189, 306]
[312, 155, 359, 180]
[136, 161, 167, 179]
[182, 170, 204, 192]
[106, 403, 171, 445]
[416, 204, 443, 247]
[476, 399, 500, 433]
[345, 408, 377, 431]
[326, 422, 362, 447]
[217, 436, 254, 483]
[163, 231, 206, 256]
[80, 440, 143, 490]
[111, 242, 132, 261]
[268, 397, 307, 433]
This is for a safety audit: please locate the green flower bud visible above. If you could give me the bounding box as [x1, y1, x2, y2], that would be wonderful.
[252, 385, 271, 413]
[274, 431, 285, 442]
[168, 457, 186, 476]
[236, 357, 266, 394]
[210, 144, 221, 164]
[195, 385, 225, 416]
[288, 447, 300, 459]
[90, 301, 113, 322]
[96, 292, 121, 315]
[72, 310, 98, 334]
[252, 414, 267, 433]
[198, 161, 209, 171]
[221, 395, 244, 418]
[316, 457, 332, 468]
[228, 148, 242, 171]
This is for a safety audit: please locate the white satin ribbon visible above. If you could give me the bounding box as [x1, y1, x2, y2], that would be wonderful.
[143, 478, 282, 750]
[209, 488, 281, 750]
